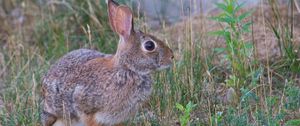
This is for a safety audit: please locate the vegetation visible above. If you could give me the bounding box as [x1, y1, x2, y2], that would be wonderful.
[0, 0, 299, 126]
[176, 101, 197, 126]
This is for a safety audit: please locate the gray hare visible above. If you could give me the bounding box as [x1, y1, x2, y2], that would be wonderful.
[41, 0, 174, 126]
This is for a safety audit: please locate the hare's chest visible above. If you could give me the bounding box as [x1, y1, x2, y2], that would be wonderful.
[123, 75, 153, 109]
[93, 75, 152, 125]
[113, 73, 153, 103]
[114, 74, 153, 110]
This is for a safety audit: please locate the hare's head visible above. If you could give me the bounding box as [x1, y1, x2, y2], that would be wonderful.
[108, 0, 174, 74]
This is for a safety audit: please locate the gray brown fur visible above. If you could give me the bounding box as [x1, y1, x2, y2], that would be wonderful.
[41, 0, 173, 126]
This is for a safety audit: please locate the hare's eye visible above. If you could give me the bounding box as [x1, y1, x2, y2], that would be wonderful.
[143, 41, 156, 51]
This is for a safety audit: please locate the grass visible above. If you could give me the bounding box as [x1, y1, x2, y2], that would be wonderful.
[0, 0, 300, 126]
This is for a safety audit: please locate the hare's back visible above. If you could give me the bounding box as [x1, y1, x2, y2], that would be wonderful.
[47, 49, 109, 77]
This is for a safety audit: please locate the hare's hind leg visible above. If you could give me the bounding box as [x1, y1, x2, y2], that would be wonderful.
[41, 110, 57, 126]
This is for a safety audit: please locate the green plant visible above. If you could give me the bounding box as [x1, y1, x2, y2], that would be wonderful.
[284, 85, 300, 110]
[285, 119, 300, 126]
[210, 0, 254, 89]
[268, 0, 300, 73]
[211, 111, 224, 126]
[176, 101, 197, 126]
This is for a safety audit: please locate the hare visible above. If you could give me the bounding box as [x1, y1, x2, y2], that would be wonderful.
[41, 0, 174, 126]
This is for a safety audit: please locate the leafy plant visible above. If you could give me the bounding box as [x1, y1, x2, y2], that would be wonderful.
[176, 101, 197, 126]
[211, 111, 224, 126]
[285, 85, 300, 110]
[210, 0, 254, 89]
[285, 119, 300, 126]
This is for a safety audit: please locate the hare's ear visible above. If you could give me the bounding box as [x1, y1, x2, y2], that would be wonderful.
[108, 0, 133, 39]
[114, 6, 133, 38]
[108, 0, 119, 32]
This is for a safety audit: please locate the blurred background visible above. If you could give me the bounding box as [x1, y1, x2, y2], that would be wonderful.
[0, 0, 299, 125]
